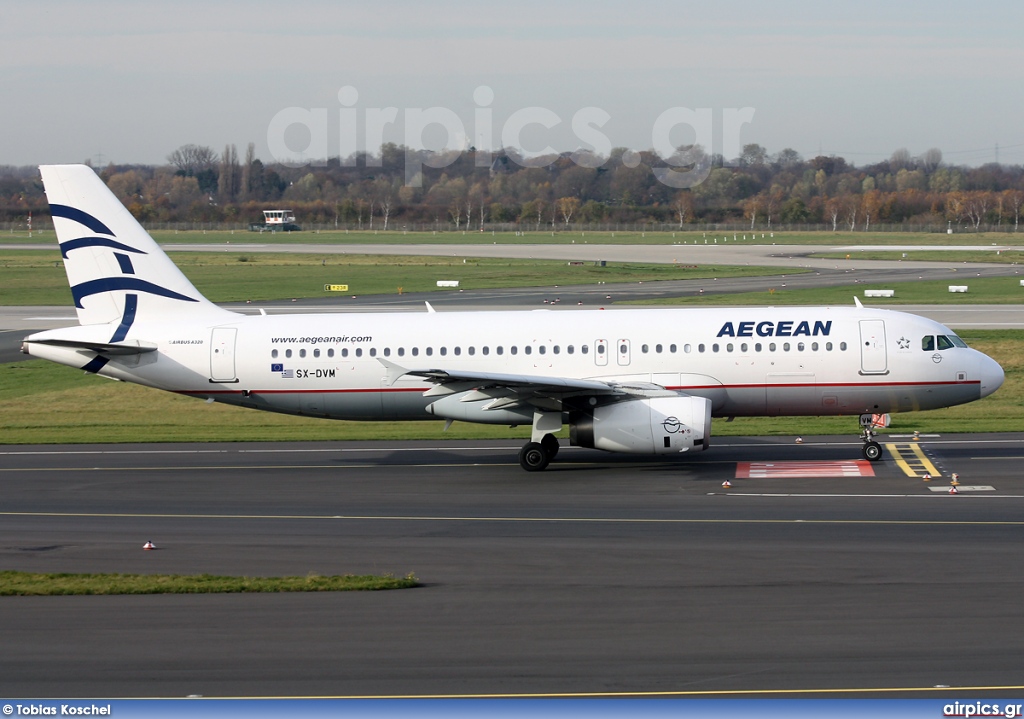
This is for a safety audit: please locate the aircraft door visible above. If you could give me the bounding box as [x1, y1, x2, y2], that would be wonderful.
[210, 327, 237, 382]
[859, 320, 888, 375]
[616, 339, 631, 366]
[595, 339, 608, 366]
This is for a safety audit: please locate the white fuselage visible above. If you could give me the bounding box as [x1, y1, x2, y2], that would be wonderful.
[30, 305, 1001, 423]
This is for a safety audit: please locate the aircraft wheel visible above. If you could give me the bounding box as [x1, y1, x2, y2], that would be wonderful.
[540, 433, 559, 460]
[862, 441, 882, 462]
[519, 442, 550, 472]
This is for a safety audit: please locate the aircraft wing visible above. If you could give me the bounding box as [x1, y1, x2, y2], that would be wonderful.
[378, 359, 679, 410]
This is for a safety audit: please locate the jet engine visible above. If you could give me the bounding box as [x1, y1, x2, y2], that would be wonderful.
[569, 395, 711, 454]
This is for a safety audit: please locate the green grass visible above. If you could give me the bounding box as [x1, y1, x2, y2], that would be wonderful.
[0, 570, 418, 595]
[0, 250, 799, 305]
[812, 250, 1024, 264]
[8, 228, 1023, 247]
[622, 276, 1024, 306]
[3, 330, 1021, 442]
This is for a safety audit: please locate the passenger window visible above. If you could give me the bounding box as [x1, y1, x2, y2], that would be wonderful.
[826, 342, 833, 351]
[726, 343, 734, 352]
[468, 347, 475, 356]
[698, 344, 705, 353]
[511, 346, 518, 355]
[426, 347, 433, 356]
[596, 345, 604, 354]
[482, 347, 489, 355]
[922, 336, 935, 351]
[525, 346, 532, 355]
[553, 346, 560, 354]
[840, 342, 847, 351]
[642, 344, 649, 353]
[355, 348, 362, 357]
[539, 346, 546, 355]
[313, 348, 320, 358]
[341, 348, 348, 358]
[299, 349, 307, 358]
[712, 344, 720, 353]
[497, 346, 504, 355]
[369, 348, 376, 357]
[454, 347, 461, 356]
[412, 347, 418, 356]
[769, 343, 776, 352]
[440, 347, 447, 356]
[684, 344, 691, 353]
[271, 349, 278, 358]
[581, 345, 589, 354]
[398, 348, 405, 357]
[285, 349, 292, 358]
[755, 343, 762, 352]
[797, 342, 804, 351]
[811, 342, 818, 351]
[656, 344, 663, 353]
[567, 345, 574, 354]
[783, 343, 791, 351]
[740, 343, 748, 352]
[383, 348, 390, 357]
[670, 344, 677, 353]
[937, 335, 955, 350]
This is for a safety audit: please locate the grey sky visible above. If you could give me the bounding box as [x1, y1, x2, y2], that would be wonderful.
[3, 0, 1022, 167]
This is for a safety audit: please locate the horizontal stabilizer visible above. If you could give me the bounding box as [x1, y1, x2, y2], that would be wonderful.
[26, 338, 157, 355]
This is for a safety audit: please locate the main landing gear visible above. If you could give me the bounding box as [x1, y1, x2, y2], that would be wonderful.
[519, 433, 559, 472]
[859, 414, 882, 461]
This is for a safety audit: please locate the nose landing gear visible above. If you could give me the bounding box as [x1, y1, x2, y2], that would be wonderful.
[859, 414, 883, 461]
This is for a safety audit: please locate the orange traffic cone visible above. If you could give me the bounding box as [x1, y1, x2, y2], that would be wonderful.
[795, 437, 803, 444]
[949, 486, 958, 495]
[922, 473, 931, 482]
[143, 541, 155, 550]
[722, 479, 732, 488]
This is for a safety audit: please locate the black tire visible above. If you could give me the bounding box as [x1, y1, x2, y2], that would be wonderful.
[519, 442, 549, 472]
[540, 433, 559, 460]
[863, 441, 882, 461]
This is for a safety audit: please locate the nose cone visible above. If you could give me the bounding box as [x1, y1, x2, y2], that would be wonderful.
[978, 352, 1005, 399]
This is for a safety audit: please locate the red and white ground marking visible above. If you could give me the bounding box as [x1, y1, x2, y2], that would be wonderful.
[736, 461, 876, 479]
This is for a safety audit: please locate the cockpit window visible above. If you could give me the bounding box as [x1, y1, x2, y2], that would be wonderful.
[922, 336, 935, 351]
[949, 334, 968, 348]
[937, 335, 956, 350]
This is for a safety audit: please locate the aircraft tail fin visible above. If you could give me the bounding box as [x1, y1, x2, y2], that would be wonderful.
[40, 164, 231, 327]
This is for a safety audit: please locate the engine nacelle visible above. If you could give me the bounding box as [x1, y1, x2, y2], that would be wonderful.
[570, 395, 712, 454]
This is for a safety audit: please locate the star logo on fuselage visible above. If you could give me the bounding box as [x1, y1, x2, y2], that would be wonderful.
[897, 336, 911, 350]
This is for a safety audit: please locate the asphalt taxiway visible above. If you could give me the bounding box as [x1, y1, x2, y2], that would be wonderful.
[3, 434, 1024, 698]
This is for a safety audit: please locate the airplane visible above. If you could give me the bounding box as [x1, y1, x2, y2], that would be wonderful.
[22, 164, 1005, 471]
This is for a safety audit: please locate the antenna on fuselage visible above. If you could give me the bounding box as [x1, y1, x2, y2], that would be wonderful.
[425, 301, 436, 313]
[854, 297, 864, 309]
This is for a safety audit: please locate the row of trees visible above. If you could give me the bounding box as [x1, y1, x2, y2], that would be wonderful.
[2, 143, 1023, 230]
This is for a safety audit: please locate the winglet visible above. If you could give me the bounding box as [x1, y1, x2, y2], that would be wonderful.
[377, 357, 410, 386]
[854, 296, 864, 309]
[425, 301, 436, 313]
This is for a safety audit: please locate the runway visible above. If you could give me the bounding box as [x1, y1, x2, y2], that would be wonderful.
[3, 435, 1024, 698]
